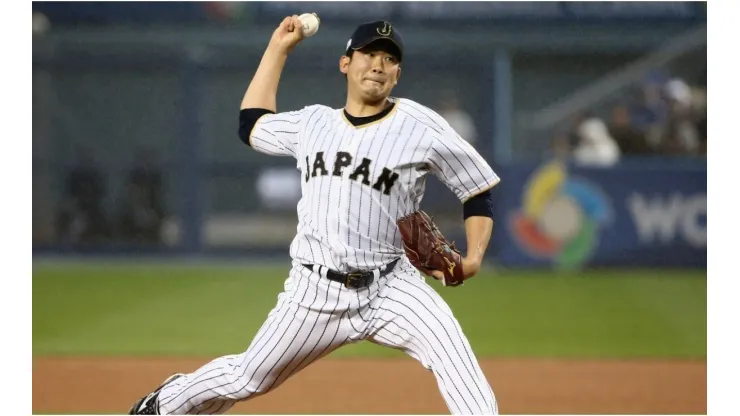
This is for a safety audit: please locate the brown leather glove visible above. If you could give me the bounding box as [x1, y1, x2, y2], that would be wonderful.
[397, 211, 466, 287]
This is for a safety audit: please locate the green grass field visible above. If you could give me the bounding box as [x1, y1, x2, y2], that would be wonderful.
[32, 262, 706, 359]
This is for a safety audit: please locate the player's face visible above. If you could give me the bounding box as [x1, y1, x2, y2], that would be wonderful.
[340, 42, 401, 103]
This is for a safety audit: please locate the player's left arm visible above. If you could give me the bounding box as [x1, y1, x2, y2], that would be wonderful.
[459, 204, 494, 278]
[427, 122, 500, 280]
[426, 195, 494, 281]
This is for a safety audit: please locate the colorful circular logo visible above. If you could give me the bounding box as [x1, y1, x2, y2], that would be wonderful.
[510, 161, 611, 268]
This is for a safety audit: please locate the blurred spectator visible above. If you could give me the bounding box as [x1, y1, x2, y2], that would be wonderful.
[585, 70, 707, 158]
[32, 11, 50, 36]
[664, 78, 693, 111]
[608, 104, 650, 155]
[692, 86, 707, 155]
[572, 115, 621, 167]
[116, 149, 166, 244]
[55, 149, 109, 243]
[436, 91, 478, 147]
[660, 78, 700, 155]
[629, 71, 669, 148]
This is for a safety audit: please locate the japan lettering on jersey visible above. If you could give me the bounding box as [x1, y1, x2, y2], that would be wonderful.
[248, 98, 500, 272]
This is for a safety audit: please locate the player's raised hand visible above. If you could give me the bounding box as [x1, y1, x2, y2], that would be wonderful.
[269, 15, 305, 53]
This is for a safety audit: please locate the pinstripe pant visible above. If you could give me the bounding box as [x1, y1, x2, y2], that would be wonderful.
[157, 258, 498, 415]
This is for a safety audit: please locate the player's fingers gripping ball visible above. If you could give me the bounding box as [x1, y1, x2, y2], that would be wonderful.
[298, 13, 320, 37]
[397, 211, 466, 287]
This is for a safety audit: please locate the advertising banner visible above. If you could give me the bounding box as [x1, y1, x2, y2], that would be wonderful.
[495, 160, 706, 268]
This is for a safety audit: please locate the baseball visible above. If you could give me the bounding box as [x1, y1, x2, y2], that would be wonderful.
[298, 13, 320, 37]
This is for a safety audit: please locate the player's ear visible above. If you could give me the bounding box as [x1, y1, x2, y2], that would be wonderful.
[339, 55, 350, 75]
[395, 66, 401, 85]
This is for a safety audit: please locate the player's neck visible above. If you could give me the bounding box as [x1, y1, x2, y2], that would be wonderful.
[344, 96, 392, 118]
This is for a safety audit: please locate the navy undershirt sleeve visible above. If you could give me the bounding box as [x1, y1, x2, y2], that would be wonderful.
[463, 189, 494, 220]
[238, 108, 276, 146]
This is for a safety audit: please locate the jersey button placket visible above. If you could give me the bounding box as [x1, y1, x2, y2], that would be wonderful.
[337, 130, 363, 271]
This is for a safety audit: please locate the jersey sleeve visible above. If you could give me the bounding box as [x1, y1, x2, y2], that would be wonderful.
[247, 108, 307, 158]
[427, 125, 501, 203]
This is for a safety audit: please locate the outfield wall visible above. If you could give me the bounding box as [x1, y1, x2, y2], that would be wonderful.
[34, 159, 706, 269]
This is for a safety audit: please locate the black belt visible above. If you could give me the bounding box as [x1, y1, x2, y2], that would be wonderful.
[303, 258, 400, 289]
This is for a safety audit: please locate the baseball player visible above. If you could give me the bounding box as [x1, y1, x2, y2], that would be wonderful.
[129, 16, 500, 415]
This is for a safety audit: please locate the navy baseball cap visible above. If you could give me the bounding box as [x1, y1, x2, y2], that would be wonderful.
[345, 20, 404, 62]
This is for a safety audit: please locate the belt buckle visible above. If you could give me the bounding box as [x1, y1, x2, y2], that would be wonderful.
[344, 271, 364, 289]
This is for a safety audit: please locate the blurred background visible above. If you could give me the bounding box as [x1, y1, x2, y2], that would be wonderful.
[32, 2, 707, 414]
[32, 1, 707, 268]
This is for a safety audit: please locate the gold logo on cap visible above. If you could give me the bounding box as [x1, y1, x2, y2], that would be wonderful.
[377, 22, 392, 36]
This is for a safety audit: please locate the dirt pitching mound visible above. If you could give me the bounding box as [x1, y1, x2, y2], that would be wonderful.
[33, 356, 706, 414]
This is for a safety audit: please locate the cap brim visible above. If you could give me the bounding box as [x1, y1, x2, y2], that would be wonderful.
[351, 37, 403, 61]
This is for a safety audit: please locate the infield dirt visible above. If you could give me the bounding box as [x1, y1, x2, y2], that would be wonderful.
[33, 356, 705, 414]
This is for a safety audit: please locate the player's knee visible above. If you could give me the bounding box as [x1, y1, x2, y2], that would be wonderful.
[224, 370, 281, 401]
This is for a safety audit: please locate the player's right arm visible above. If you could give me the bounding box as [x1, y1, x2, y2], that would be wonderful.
[238, 15, 306, 157]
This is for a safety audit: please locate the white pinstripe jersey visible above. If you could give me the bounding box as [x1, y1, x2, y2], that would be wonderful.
[248, 97, 500, 272]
